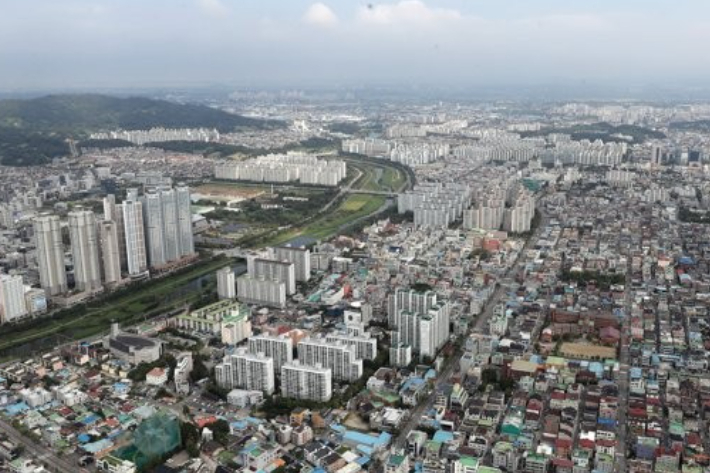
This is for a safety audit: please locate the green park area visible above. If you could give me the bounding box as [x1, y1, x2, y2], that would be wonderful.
[263, 193, 388, 246]
[0, 256, 235, 361]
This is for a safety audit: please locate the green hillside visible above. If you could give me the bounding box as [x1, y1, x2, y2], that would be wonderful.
[0, 94, 282, 166]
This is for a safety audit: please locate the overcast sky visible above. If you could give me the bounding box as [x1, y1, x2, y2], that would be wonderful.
[1, 0, 708, 91]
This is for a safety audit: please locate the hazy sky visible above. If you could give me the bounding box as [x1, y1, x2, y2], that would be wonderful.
[1, 0, 709, 90]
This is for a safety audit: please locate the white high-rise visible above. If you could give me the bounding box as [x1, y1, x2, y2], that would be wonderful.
[68, 209, 102, 293]
[248, 258, 296, 295]
[0, 274, 28, 323]
[214, 349, 275, 394]
[297, 337, 363, 382]
[103, 194, 127, 270]
[143, 191, 167, 268]
[248, 334, 293, 371]
[216, 266, 236, 300]
[34, 214, 67, 296]
[161, 188, 180, 262]
[273, 245, 311, 282]
[236, 274, 286, 308]
[325, 333, 378, 361]
[388, 288, 450, 360]
[280, 362, 332, 402]
[176, 184, 194, 257]
[121, 199, 148, 277]
[98, 220, 122, 286]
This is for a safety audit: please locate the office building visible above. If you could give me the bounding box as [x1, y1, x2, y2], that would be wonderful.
[297, 337, 363, 382]
[236, 274, 286, 308]
[68, 209, 102, 293]
[248, 334, 293, 371]
[97, 220, 122, 286]
[34, 214, 68, 296]
[280, 361, 332, 402]
[217, 266, 236, 299]
[248, 258, 296, 295]
[273, 245, 311, 282]
[0, 274, 28, 323]
[121, 198, 148, 277]
[215, 349, 275, 394]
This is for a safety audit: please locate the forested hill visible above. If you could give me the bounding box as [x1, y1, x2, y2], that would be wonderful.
[0, 94, 279, 133]
[0, 94, 282, 166]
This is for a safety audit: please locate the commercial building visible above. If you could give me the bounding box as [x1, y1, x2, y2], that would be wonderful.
[68, 209, 102, 293]
[297, 337, 363, 382]
[280, 361, 332, 402]
[215, 349, 275, 394]
[0, 274, 28, 323]
[34, 214, 67, 296]
[236, 274, 286, 308]
[247, 334, 293, 371]
[107, 323, 162, 364]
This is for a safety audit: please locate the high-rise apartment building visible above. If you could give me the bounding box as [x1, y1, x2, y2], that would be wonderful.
[273, 245, 311, 282]
[121, 198, 148, 277]
[68, 209, 102, 293]
[215, 349, 275, 394]
[176, 184, 195, 257]
[103, 194, 127, 270]
[248, 258, 296, 295]
[142, 185, 194, 269]
[34, 214, 68, 296]
[280, 361, 332, 402]
[217, 266, 236, 299]
[97, 220, 122, 286]
[388, 288, 450, 359]
[297, 337, 363, 382]
[0, 274, 28, 323]
[236, 275, 286, 308]
[143, 190, 166, 268]
[325, 333, 378, 361]
[247, 334, 293, 371]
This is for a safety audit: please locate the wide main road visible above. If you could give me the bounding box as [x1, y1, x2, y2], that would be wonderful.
[0, 417, 84, 473]
[394, 205, 550, 449]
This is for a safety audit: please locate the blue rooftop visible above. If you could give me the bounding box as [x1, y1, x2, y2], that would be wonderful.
[433, 430, 454, 443]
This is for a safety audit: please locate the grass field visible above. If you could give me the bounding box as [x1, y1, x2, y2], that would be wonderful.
[0, 256, 235, 360]
[346, 158, 408, 193]
[264, 194, 388, 246]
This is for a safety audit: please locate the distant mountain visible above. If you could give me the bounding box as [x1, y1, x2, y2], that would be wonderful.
[0, 94, 279, 133]
[0, 94, 282, 166]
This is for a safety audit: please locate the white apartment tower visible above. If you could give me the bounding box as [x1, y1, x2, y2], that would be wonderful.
[0, 274, 28, 323]
[176, 184, 195, 257]
[143, 191, 167, 268]
[217, 266, 236, 300]
[388, 288, 451, 360]
[68, 209, 102, 293]
[236, 274, 286, 308]
[121, 198, 148, 277]
[280, 362, 332, 402]
[247, 334, 293, 371]
[34, 214, 67, 296]
[273, 245, 311, 282]
[98, 220, 122, 286]
[215, 349, 275, 394]
[297, 337, 363, 382]
[248, 258, 296, 295]
[103, 194, 127, 270]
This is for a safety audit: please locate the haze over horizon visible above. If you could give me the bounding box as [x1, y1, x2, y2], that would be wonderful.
[1, 0, 709, 92]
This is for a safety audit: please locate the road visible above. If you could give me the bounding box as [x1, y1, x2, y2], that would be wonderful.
[393, 204, 550, 449]
[614, 256, 633, 473]
[0, 417, 83, 473]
